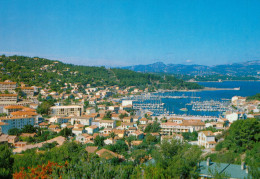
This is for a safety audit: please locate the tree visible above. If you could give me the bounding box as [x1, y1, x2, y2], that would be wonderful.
[142, 139, 202, 178]
[223, 119, 259, 153]
[94, 135, 105, 147]
[59, 128, 72, 137]
[182, 131, 198, 141]
[37, 101, 54, 115]
[0, 144, 14, 179]
[103, 111, 112, 120]
[144, 122, 160, 133]
[21, 125, 36, 133]
[8, 128, 21, 136]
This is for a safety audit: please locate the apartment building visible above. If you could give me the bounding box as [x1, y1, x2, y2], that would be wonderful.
[160, 122, 190, 135]
[20, 87, 35, 97]
[0, 82, 17, 92]
[0, 115, 35, 134]
[3, 105, 25, 115]
[50, 105, 84, 116]
[0, 94, 18, 104]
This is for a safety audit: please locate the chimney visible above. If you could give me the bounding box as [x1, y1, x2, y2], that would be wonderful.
[207, 157, 211, 166]
[241, 162, 245, 170]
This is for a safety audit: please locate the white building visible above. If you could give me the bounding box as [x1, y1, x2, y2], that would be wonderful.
[198, 131, 216, 149]
[85, 125, 99, 134]
[99, 120, 116, 129]
[70, 116, 93, 126]
[226, 112, 246, 123]
[122, 100, 133, 107]
[49, 116, 70, 124]
[50, 105, 84, 116]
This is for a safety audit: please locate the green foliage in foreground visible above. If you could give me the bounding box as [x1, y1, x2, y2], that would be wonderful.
[206, 119, 260, 176]
[0, 144, 14, 179]
[7, 139, 203, 178]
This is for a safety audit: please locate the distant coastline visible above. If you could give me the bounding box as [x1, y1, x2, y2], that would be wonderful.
[193, 80, 260, 82]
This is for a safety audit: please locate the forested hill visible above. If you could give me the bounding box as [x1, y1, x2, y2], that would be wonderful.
[0, 55, 203, 90]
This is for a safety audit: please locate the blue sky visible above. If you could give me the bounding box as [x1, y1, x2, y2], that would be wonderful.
[0, 0, 260, 67]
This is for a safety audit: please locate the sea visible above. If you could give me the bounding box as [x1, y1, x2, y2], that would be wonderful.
[158, 81, 260, 117]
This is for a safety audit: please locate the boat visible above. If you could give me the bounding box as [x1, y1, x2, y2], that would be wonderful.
[234, 87, 240, 90]
[180, 108, 188, 112]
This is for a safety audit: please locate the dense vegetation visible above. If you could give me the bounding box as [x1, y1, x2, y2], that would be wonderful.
[247, 93, 260, 101]
[0, 139, 202, 179]
[0, 55, 203, 90]
[206, 119, 260, 178]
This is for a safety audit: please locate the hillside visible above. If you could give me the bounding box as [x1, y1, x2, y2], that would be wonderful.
[122, 61, 260, 77]
[0, 55, 203, 90]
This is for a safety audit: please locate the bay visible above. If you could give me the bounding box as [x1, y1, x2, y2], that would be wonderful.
[160, 81, 260, 117]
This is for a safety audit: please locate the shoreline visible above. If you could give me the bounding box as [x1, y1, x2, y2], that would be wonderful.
[193, 80, 260, 82]
[157, 87, 241, 93]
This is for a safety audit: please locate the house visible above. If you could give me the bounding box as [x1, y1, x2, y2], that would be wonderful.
[71, 116, 93, 126]
[104, 138, 114, 145]
[121, 122, 134, 129]
[129, 131, 145, 140]
[14, 141, 27, 148]
[198, 131, 216, 149]
[108, 106, 120, 113]
[49, 116, 70, 124]
[76, 133, 91, 143]
[199, 158, 249, 179]
[111, 113, 120, 120]
[131, 140, 143, 146]
[39, 122, 48, 128]
[226, 112, 247, 123]
[20, 133, 36, 138]
[140, 118, 148, 125]
[85, 146, 98, 154]
[99, 120, 116, 129]
[122, 117, 133, 123]
[231, 96, 246, 106]
[85, 125, 99, 134]
[180, 120, 205, 132]
[86, 107, 96, 114]
[0, 134, 18, 144]
[128, 127, 137, 134]
[48, 124, 60, 132]
[96, 148, 124, 160]
[132, 116, 141, 122]
[170, 118, 183, 124]
[72, 128, 85, 136]
[112, 129, 126, 138]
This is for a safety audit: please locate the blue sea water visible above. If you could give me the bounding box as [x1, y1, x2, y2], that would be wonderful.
[160, 81, 260, 116]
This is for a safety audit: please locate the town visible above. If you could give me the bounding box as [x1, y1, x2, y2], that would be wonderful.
[0, 75, 259, 178]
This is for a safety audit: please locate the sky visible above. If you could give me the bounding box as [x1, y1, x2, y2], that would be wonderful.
[0, 0, 260, 67]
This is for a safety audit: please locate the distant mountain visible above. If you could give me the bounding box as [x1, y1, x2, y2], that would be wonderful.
[122, 60, 260, 76]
